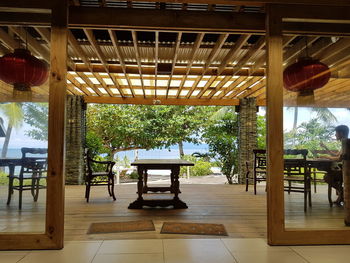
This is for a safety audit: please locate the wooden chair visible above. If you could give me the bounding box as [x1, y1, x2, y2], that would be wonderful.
[7, 147, 47, 209]
[246, 149, 267, 195]
[84, 149, 116, 202]
[309, 150, 328, 193]
[283, 149, 311, 212]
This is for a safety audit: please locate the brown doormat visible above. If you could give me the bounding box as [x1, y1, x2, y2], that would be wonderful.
[161, 222, 228, 236]
[87, 220, 155, 234]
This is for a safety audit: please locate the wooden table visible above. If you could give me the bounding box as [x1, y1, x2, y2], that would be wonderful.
[128, 159, 194, 209]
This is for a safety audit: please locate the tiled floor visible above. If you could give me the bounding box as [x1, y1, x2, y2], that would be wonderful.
[2, 238, 350, 263]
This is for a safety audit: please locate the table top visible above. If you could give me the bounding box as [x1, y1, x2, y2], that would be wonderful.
[131, 159, 194, 166]
[0, 158, 22, 166]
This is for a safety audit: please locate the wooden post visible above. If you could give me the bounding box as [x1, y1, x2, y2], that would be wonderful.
[46, 0, 68, 248]
[187, 166, 190, 180]
[342, 138, 350, 226]
[266, 5, 285, 244]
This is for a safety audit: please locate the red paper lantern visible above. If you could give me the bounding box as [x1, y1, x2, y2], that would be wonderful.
[0, 49, 49, 92]
[283, 58, 330, 96]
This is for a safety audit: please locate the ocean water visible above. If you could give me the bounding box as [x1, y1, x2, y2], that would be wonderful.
[2, 143, 209, 162]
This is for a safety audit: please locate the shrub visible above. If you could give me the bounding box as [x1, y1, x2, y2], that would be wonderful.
[180, 154, 212, 177]
[128, 171, 139, 180]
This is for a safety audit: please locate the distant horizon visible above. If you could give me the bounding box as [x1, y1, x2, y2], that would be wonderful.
[1, 106, 349, 149]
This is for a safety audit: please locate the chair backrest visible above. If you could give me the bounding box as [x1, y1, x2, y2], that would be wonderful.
[84, 148, 94, 175]
[283, 149, 308, 177]
[20, 147, 48, 176]
[284, 149, 308, 160]
[253, 149, 267, 173]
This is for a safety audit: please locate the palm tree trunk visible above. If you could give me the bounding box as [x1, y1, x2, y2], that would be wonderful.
[1, 124, 12, 158]
[292, 107, 298, 147]
[178, 141, 184, 158]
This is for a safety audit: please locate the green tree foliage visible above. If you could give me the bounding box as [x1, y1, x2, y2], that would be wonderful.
[284, 118, 336, 156]
[257, 114, 266, 149]
[23, 103, 48, 141]
[86, 104, 214, 159]
[0, 103, 23, 158]
[202, 107, 239, 184]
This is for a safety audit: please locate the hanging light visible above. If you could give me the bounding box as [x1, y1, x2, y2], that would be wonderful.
[283, 37, 331, 104]
[283, 57, 331, 96]
[0, 48, 49, 100]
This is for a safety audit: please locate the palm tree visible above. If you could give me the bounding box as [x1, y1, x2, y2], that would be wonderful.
[0, 103, 23, 158]
[311, 107, 337, 124]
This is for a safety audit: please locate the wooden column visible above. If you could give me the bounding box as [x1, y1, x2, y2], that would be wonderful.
[266, 5, 285, 245]
[342, 139, 350, 226]
[46, 0, 68, 248]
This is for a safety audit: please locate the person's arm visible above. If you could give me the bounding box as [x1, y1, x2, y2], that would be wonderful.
[319, 142, 342, 160]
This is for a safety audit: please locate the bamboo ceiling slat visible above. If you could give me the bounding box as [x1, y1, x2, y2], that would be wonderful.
[1, 23, 350, 106]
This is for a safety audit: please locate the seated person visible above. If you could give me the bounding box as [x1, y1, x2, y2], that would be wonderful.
[319, 125, 349, 205]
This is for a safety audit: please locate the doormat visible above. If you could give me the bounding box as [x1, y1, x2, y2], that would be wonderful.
[87, 220, 155, 234]
[160, 222, 228, 236]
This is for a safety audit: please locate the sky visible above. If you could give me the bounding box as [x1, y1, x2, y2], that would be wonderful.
[1, 106, 349, 149]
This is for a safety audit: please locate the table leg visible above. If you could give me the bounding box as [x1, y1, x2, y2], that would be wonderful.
[143, 170, 148, 193]
[172, 166, 187, 209]
[128, 166, 145, 209]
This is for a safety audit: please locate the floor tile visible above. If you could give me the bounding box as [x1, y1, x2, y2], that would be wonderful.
[19, 241, 101, 263]
[98, 239, 163, 254]
[222, 238, 292, 252]
[164, 239, 236, 263]
[0, 254, 27, 263]
[92, 253, 164, 263]
[291, 245, 350, 263]
[233, 250, 308, 263]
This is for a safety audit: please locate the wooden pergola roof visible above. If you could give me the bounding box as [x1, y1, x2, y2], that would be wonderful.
[1, 1, 350, 107]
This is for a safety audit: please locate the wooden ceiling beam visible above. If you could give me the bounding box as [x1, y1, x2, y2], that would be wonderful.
[218, 34, 251, 75]
[232, 36, 265, 75]
[176, 33, 204, 98]
[76, 72, 104, 96]
[131, 31, 145, 98]
[284, 22, 350, 36]
[68, 29, 112, 95]
[195, 76, 217, 98]
[218, 76, 248, 99]
[166, 32, 182, 98]
[9, 26, 50, 62]
[228, 77, 258, 98]
[248, 36, 295, 75]
[34, 27, 77, 70]
[239, 78, 265, 98]
[195, 34, 229, 99]
[0, 28, 18, 50]
[186, 76, 203, 99]
[155, 31, 159, 97]
[73, 64, 266, 76]
[108, 29, 133, 92]
[318, 38, 350, 62]
[69, 7, 265, 34]
[276, 3, 350, 20]
[204, 33, 229, 70]
[84, 96, 240, 106]
[283, 36, 318, 66]
[206, 75, 233, 99]
[83, 29, 122, 97]
[325, 47, 350, 69]
[0, 12, 50, 26]
[74, 1, 350, 8]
